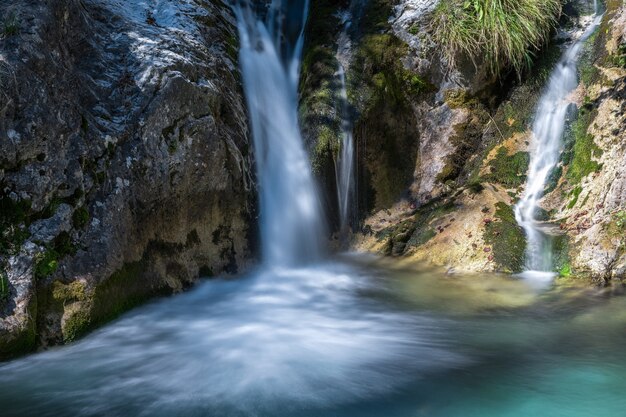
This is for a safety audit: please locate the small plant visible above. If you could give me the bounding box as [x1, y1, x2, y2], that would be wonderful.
[614, 211, 626, 229]
[72, 207, 90, 229]
[2, 11, 19, 37]
[408, 24, 419, 36]
[0, 271, 9, 302]
[34, 249, 60, 280]
[33, 232, 77, 280]
[612, 43, 626, 68]
[429, 0, 561, 76]
[559, 263, 572, 278]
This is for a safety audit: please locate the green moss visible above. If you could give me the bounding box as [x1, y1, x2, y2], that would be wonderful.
[578, 29, 600, 86]
[563, 107, 602, 184]
[2, 11, 19, 37]
[34, 250, 60, 280]
[198, 266, 214, 277]
[552, 233, 571, 276]
[483, 147, 530, 188]
[312, 124, 340, 175]
[559, 263, 572, 277]
[0, 196, 31, 256]
[444, 89, 482, 109]
[605, 210, 626, 239]
[52, 280, 87, 302]
[377, 198, 457, 256]
[611, 42, 626, 68]
[0, 321, 36, 360]
[72, 206, 90, 229]
[350, 3, 427, 210]
[441, 104, 492, 186]
[408, 24, 420, 35]
[566, 186, 582, 209]
[0, 270, 9, 302]
[62, 309, 92, 342]
[466, 180, 485, 194]
[408, 227, 437, 247]
[90, 261, 171, 331]
[33, 232, 77, 280]
[483, 202, 526, 273]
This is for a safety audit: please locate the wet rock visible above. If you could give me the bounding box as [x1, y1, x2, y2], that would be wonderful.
[28, 204, 72, 244]
[0, 0, 255, 357]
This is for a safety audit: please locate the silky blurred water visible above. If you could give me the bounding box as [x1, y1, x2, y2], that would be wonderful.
[234, 0, 326, 266]
[2, 255, 626, 417]
[515, 2, 603, 274]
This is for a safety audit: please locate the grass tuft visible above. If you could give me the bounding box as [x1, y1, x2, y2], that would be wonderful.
[429, 0, 561, 76]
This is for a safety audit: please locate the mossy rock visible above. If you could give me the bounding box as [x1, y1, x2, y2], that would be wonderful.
[349, 0, 433, 211]
[483, 147, 530, 189]
[377, 198, 457, 256]
[562, 105, 602, 185]
[483, 202, 527, 273]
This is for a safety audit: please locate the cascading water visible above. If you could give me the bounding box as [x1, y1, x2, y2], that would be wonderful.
[336, 64, 356, 238]
[234, 0, 325, 266]
[515, 2, 603, 278]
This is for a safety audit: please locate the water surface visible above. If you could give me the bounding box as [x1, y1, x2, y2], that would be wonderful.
[1, 255, 626, 417]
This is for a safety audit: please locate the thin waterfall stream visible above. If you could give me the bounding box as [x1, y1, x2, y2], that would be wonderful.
[515, 2, 603, 281]
[336, 64, 356, 240]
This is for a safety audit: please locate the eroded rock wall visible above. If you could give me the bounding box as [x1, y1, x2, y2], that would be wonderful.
[0, 0, 254, 357]
[303, 0, 625, 280]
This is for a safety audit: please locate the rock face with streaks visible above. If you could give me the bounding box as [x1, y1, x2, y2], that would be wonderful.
[0, 0, 254, 358]
[303, 0, 626, 280]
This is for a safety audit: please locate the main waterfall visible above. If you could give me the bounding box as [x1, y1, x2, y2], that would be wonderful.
[515, 2, 602, 278]
[234, 0, 325, 266]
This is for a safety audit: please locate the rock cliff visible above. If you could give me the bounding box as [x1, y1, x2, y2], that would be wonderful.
[302, 0, 626, 282]
[0, 0, 254, 358]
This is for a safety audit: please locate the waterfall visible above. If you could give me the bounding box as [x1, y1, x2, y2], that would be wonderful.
[234, 0, 325, 266]
[336, 65, 356, 239]
[515, 2, 603, 277]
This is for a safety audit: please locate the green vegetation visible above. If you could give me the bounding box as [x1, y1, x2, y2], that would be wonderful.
[566, 186, 583, 209]
[483, 202, 526, 272]
[0, 271, 9, 302]
[559, 263, 572, 277]
[90, 261, 169, 332]
[484, 147, 530, 188]
[34, 250, 60, 280]
[438, 91, 490, 186]
[377, 198, 457, 256]
[614, 211, 626, 230]
[348, 0, 430, 210]
[552, 234, 571, 278]
[578, 30, 600, 86]
[0, 196, 31, 256]
[299, 0, 346, 189]
[72, 206, 90, 229]
[563, 106, 602, 184]
[612, 42, 626, 68]
[311, 125, 340, 174]
[2, 11, 19, 37]
[429, 0, 561, 76]
[34, 232, 77, 280]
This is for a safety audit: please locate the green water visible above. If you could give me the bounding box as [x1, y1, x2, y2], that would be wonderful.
[1, 256, 625, 416]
